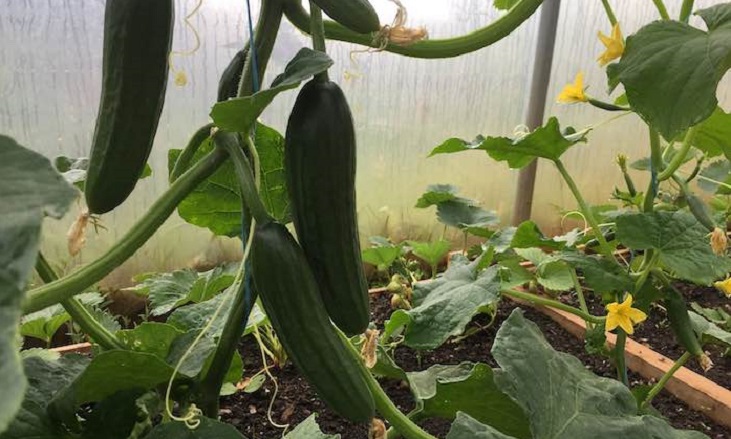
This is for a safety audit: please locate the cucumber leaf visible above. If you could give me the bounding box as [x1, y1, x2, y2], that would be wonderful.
[429, 118, 587, 167]
[283, 414, 339, 439]
[615, 211, 731, 285]
[391, 258, 501, 350]
[447, 412, 518, 439]
[407, 363, 530, 439]
[0, 135, 76, 434]
[693, 107, 731, 160]
[210, 48, 333, 133]
[491, 309, 709, 439]
[607, 4, 731, 140]
[146, 417, 246, 439]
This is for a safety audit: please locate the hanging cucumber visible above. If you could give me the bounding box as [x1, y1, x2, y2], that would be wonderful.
[664, 287, 712, 371]
[217, 48, 248, 102]
[285, 79, 370, 336]
[251, 221, 374, 422]
[85, 0, 174, 214]
[312, 0, 380, 34]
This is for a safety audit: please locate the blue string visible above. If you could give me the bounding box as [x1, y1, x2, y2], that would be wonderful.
[241, 0, 260, 321]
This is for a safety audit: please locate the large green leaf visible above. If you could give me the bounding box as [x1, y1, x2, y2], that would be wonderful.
[698, 160, 731, 195]
[133, 265, 236, 316]
[0, 135, 76, 434]
[693, 107, 731, 159]
[146, 417, 246, 439]
[615, 211, 731, 285]
[0, 354, 89, 439]
[116, 322, 184, 359]
[210, 48, 333, 133]
[415, 185, 498, 233]
[608, 4, 731, 139]
[447, 412, 518, 439]
[558, 251, 634, 294]
[491, 310, 709, 439]
[407, 363, 530, 439]
[689, 311, 731, 349]
[407, 240, 451, 269]
[81, 390, 151, 439]
[61, 351, 174, 405]
[394, 259, 501, 349]
[21, 292, 107, 343]
[283, 414, 339, 438]
[429, 118, 586, 168]
[169, 123, 290, 236]
[511, 221, 565, 250]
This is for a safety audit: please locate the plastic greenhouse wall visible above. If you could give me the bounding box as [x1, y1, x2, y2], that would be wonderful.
[1, 0, 729, 286]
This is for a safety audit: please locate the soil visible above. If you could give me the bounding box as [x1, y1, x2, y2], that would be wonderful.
[220, 293, 731, 439]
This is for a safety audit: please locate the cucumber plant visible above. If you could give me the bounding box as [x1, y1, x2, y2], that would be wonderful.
[3, 0, 730, 438]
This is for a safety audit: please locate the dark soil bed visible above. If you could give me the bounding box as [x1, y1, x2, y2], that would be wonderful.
[220, 294, 731, 439]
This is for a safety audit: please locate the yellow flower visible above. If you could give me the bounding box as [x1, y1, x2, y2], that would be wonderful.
[605, 294, 647, 334]
[597, 23, 624, 66]
[713, 278, 731, 298]
[557, 72, 588, 103]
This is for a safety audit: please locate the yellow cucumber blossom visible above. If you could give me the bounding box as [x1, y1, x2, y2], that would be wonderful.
[605, 294, 647, 334]
[597, 23, 624, 66]
[713, 278, 731, 298]
[557, 72, 588, 103]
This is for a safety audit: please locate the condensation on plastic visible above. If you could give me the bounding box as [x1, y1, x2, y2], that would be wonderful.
[0, 0, 729, 283]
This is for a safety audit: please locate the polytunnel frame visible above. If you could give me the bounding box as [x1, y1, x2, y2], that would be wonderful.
[512, 0, 561, 225]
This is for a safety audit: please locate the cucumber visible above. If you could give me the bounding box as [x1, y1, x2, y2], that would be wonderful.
[217, 48, 248, 102]
[665, 287, 711, 370]
[251, 221, 374, 422]
[312, 0, 380, 34]
[285, 79, 369, 336]
[686, 193, 716, 232]
[85, 0, 174, 214]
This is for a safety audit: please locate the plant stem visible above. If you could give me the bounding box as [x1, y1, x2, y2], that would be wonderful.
[337, 332, 437, 439]
[34, 252, 123, 350]
[308, 2, 329, 82]
[644, 128, 663, 212]
[679, 0, 694, 23]
[170, 123, 214, 183]
[23, 148, 228, 315]
[642, 351, 691, 409]
[634, 251, 660, 293]
[213, 133, 270, 224]
[238, 0, 284, 97]
[282, 0, 543, 59]
[600, 0, 618, 26]
[657, 126, 697, 181]
[570, 268, 591, 328]
[651, 0, 670, 20]
[554, 159, 614, 260]
[501, 288, 605, 324]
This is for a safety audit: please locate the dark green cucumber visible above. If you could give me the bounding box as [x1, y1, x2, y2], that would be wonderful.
[686, 193, 716, 232]
[251, 221, 374, 422]
[312, 0, 380, 34]
[217, 48, 248, 102]
[85, 0, 174, 214]
[285, 79, 369, 336]
[665, 287, 709, 368]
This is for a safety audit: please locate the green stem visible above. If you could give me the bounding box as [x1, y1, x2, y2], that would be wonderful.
[308, 2, 329, 82]
[657, 127, 697, 181]
[644, 128, 663, 212]
[198, 275, 258, 416]
[337, 332, 437, 439]
[634, 251, 660, 294]
[23, 148, 229, 315]
[501, 288, 605, 324]
[570, 269, 591, 327]
[213, 132, 270, 224]
[679, 0, 694, 23]
[554, 159, 614, 260]
[238, 0, 284, 97]
[600, 0, 618, 26]
[35, 252, 124, 350]
[642, 351, 691, 409]
[615, 327, 629, 386]
[651, 0, 670, 19]
[282, 0, 543, 59]
[170, 123, 214, 183]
